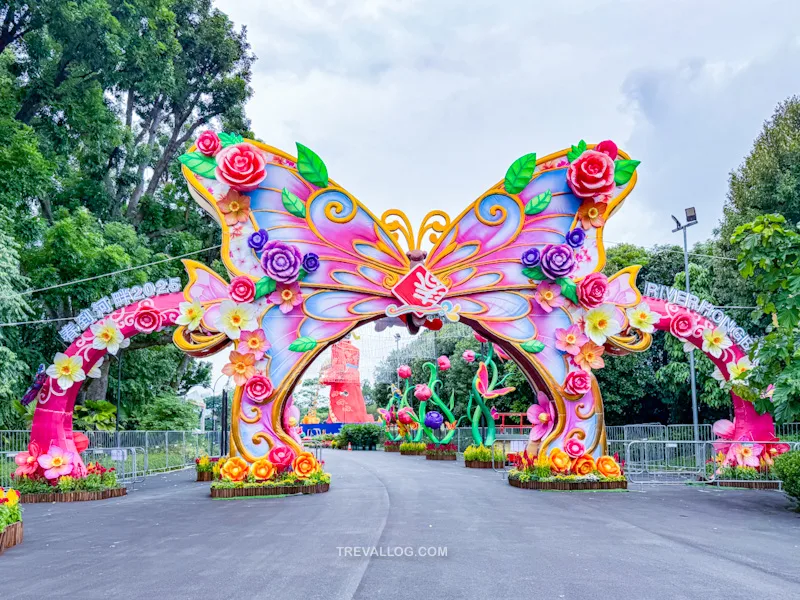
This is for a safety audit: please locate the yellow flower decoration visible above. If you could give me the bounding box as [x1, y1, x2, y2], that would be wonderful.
[701, 327, 732, 359]
[625, 302, 660, 334]
[176, 301, 205, 331]
[90, 318, 130, 355]
[726, 356, 752, 380]
[584, 304, 622, 345]
[46, 353, 86, 390]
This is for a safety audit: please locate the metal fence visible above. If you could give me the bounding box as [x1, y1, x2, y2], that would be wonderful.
[0, 430, 222, 484]
[623, 440, 800, 487]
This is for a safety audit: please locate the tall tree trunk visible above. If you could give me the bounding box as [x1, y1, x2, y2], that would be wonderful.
[84, 358, 111, 401]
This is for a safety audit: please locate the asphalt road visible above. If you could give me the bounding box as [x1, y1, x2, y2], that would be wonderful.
[1, 450, 799, 600]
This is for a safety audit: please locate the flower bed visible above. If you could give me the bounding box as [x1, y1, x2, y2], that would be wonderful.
[195, 455, 219, 481]
[507, 448, 626, 491]
[425, 443, 457, 461]
[12, 442, 123, 503]
[509, 477, 627, 491]
[464, 444, 505, 468]
[708, 480, 781, 490]
[383, 441, 401, 453]
[209, 450, 331, 498]
[0, 487, 22, 554]
[399, 442, 426, 456]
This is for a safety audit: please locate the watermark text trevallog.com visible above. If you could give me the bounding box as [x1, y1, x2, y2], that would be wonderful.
[337, 546, 447, 558]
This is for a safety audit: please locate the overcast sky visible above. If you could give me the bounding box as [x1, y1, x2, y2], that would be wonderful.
[201, 0, 800, 391]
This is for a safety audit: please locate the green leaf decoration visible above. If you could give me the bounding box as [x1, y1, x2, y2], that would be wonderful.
[282, 187, 307, 218]
[523, 189, 552, 215]
[522, 266, 546, 281]
[556, 277, 578, 304]
[296, 142, 329, 187]
[297, 268, 308, 281]
[521, 340, 546, 354]
[178, 152, 217, 179]
[218, 132, 244, 147]
[614, 159, 641, 185]
[254, 277, 276, 300]
[289, 336, 318, 352]
[503, 153, 537, 194]
[566, 139, 587, 162]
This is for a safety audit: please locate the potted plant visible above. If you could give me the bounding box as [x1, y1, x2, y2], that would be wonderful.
[195, 455, 217, 481]
[464, 444, 505, 468]
[425, 443, 457, 461]
[0, 487, 22, 555]
[399, 441, 426, 456]
[507, 448, 627, 491]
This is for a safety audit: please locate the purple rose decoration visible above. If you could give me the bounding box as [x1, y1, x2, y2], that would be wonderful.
[521, 248, 541, 267]
[261, 240, 302, 283]
[424, 411, 444, 429]
[302, 253, 320, 273]
[565, 228, 585, 248]
[539, 244, 575, 280]
[248, 230, 269, 251]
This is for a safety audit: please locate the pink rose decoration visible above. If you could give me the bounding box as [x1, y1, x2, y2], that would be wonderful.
[397, 365, 412, 379]
[245, 374, 274, 402]
[474, 332, 489, 343]
[414, 384, 433, 401]
[669, 313, 696, 339]
[267, 445, 295, 472]
[462, 350, 476, 363]
[564, 437, 585, 458]
[437, 355, 451, 371]
[397, 407, 415, 425]
[563, 370, 592, 396]
[196, 130, 222, 157]
[133, 306, 163, 334]
[595, 139, 618, 160]
[228, 276, 256, 303]
[215, 143, 267, 191]
[567, 149, 616, 198]
[577, 272, 608, 309]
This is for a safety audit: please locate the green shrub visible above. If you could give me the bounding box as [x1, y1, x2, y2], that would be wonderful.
[774, 450, 800, 501]
[399, 441, 426, 453]
[463, 444, 505, 462]
[337, 424, 384, 449]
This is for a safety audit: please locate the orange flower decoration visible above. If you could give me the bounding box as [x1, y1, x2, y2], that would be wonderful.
[549, 448, 571, 473]
[217, 190, 251, 226]
[596, 455, 622, 477]
[222, 350, 256, 386]
[573, 454, 596, 476]
[219, 456, 249, 482]
[576, 199, 606, 229]
[574, 341, 605, 372]
[292, 451, 319, 479]
[251, 458, 276, 481]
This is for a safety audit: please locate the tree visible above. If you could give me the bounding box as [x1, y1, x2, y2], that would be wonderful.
[135, 393, 199, 430]
[731, 214, 800, 423]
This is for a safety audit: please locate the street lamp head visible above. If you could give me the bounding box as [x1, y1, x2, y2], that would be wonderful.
[685, 206, 698, 226]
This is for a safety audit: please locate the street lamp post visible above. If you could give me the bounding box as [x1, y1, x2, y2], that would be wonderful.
[671, 208, 699, 446]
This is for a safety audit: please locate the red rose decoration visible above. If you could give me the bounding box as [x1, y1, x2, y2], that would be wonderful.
[228, 276, 256, 303]
[133, 306, 163, 334]
[669, 313, 696, 340]
[567, 149, 616, 198]
[245, 374, 274, 402]
[564, 370, 592, 396]
[595, 139, 618, 160]
[577, 272, 608, 309]
[215, 143, 267, 191]
[267, 445, 295, 472]
[196, 130, 222, 157]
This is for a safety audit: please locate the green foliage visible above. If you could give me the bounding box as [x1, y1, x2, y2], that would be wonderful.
[281, 188, 306, 218]
[523, 189, 551, 215]
[522, 266, 545, 281]
[337, 424, 383, 449]
[398, 441, 426, 453]
[613, 160, 640, 185]
[731, 214, 800, 422]
[289, 336, 317, 352]
[0, 502, 22, 530]
[504, 153, 537, 195]
[566, 140, 587, 162]
[73, 400, 117, 432]
[773, 451, 800, 502]
[135, 394, 200, 431]
[296, 143, 328, 187]
[463, 444, 504, 462]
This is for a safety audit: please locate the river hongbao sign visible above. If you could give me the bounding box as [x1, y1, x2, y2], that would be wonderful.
[643, 281, 755, 350]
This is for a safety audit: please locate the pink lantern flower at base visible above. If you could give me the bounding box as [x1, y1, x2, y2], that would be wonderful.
[727, 443, 763, 468]
[37, 445, 75, 480]
[437, 356, 451, 371]
[564, 437, 585, 458]
[474, 332, 489, 344]
[14, 442, 42, 477]
[462, 350, 476, 363]
[397, 365, 412, 379]
[527, 392, 556, 441]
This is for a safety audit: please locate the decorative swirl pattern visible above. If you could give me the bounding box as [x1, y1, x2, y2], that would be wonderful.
[320, 191, 358, 224]
[416, 210, 451, 250]
[380, 209, 415, 251]
[474, 194, 510, 226]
